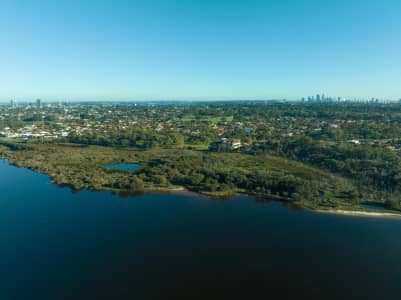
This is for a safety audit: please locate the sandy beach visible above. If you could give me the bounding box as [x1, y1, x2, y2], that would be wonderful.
[315, 209, 401, 219]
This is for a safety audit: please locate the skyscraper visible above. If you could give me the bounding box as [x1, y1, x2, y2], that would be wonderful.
[36, 99, 41, 109]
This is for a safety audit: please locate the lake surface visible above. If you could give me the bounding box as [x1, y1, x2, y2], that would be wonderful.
[2, 159, 401, 299]
[103, 163, 140, 174]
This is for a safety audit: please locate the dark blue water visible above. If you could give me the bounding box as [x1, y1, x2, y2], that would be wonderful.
[104, 163, 140, 174]
[2, 159, 401, 300]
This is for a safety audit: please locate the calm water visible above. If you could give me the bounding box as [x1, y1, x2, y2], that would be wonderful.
[1, 159, 401, 300]
[104, 163, 140, 174]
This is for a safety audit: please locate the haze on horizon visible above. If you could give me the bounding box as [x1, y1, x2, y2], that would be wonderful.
[1, 0, 400, 102]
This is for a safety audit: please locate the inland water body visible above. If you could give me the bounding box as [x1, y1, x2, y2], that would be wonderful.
[1, 159, 401, 299]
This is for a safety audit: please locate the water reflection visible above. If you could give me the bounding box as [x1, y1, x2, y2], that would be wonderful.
[116, 190, 145, 198]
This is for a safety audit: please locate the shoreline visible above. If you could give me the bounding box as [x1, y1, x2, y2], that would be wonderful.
[314, 209, 401, 219]
[3, 156, 401, 219]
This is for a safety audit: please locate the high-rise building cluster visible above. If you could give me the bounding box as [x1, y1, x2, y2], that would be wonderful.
[301, 94, 392, 103]
[6, 98, 65, 109]
[301, 94, 340, 103]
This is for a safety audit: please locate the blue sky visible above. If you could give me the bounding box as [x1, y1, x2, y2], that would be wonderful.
[1, 0, 400, 101]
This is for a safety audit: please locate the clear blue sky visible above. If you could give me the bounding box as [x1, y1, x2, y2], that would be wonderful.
[1, 0, 400, 101]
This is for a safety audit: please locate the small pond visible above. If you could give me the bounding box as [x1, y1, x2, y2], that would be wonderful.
[103, 163, 140, 174]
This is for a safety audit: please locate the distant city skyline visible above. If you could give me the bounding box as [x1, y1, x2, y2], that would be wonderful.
[1, 0, 401, 101]
[3, 95, 401, 104]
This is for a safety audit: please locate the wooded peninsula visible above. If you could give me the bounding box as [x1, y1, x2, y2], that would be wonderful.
[1, 101, 401, 213]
